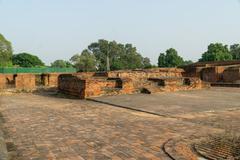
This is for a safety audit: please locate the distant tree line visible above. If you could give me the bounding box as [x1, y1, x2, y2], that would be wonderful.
[1, 33, 240, 71]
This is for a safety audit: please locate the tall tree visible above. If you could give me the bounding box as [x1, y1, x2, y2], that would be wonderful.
[70, 49, 97, 72]
[51, 60, 72, 68]
[158, 48, 184, 67]
[0, 34, 13, 67]
[12, 53, 45, 67]
[199, 43, 232, 62]
[230, 44, 240, 60]
[88, 39, 150, 71]
[158, 53, 166, 67]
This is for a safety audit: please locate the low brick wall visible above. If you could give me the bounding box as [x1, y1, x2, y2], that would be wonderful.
[223, 67, 240, 83]
[201, 67, 225, 82]
[107, 68, 184, 79]
[182, 61, 240, 84]
[58, 68, 208, 99]
[58, 74, 86, 98]
[15, 74, 36, 90]
[0, 74, 15, 89]
[84, 78, 135, 98]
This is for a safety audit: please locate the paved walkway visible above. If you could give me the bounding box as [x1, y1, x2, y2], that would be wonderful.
[91, 88, 240, 116]
[0, 90, 239, 160]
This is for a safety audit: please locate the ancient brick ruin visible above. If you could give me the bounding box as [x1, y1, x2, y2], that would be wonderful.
[58, 68, 208, 99]
[2, 61, 240, 98]
[183, 60, 240, 86]
[0, 73, 63, 91]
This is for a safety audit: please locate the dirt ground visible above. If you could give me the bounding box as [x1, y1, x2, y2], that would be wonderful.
[0, 87, 240, 160]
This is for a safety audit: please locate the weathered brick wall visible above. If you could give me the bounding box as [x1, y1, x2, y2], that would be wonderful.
[107, 68, 184, 90]
[108, 68, 184, 79]
[0, 74, 6, 89]
[42, 73, 70, 87]
[58, 74, 86, 98]
[201, 67, 225, 82]
[182, 66, 205, 77]
[182, 61, 240, 83]
[48, 74, 59, 87]
[58, 68, 207, 99]
[145, 77, 209, 93]
[84, 78, 135, 98]
[73, 72, 102, 79]
[15, 74, 35, 90]
[84, 79, 118, 98]
[223, 67, 240, 83]
[0, 74, 15, 89]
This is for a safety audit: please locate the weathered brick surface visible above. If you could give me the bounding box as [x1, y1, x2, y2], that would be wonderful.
[58, 74, 86, 98]
[15, 74, 35, 90]
[183, 61, 240, 83]
[223, 67, 240, 83]
[1, 89, 239, 159]
[107, 68, 184, 79]
[0, 74, 6, 89]
[42, 73, 63, 87]
[0, 74, 15, 89]
[84, 78, 135, 98]
[59, 68, 207, 99]
[201, 66, 225, 82]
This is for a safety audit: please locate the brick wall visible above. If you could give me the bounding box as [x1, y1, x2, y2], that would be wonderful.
[0, 74, 5, 89]
[58, 68, 207, 99]
[42, 73, 68, 87]
[15, 74, 35, 90]
[58, 74, 86, 98]
[223, 67, 240, 83]
[201, 67, 225, 82]
[0, 74, 15, 89]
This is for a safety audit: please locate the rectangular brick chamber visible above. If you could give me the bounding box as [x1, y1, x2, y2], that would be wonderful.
[0, 73, 71, 91]
[58, 68, 209, 99]
[182, 61, 240, 85]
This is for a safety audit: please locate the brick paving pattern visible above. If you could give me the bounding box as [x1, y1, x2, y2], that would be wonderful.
[0, 88, 240, 159]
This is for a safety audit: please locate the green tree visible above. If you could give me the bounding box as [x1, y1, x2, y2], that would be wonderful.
[88, 39, 150, 71]
[70, 49, 97, 72]
[158, 48, 184, 67]
[142, 57, 152, 69]
[0, 34, 13, 67]
[51, 60, 72, 68]
[183, 60, 193, 65]
[158, 53, 166, 67]
[230, 44, 240, 60]
[199, 43, 232, 62]
[12, 53, 45, 67]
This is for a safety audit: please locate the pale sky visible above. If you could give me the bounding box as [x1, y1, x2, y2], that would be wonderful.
[1, 0, 240, 65]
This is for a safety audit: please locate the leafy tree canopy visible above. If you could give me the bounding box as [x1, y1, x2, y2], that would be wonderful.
[199, 43, 232, 62]
[158, 48, 185, 67]
[230, 44, 240, 60]
[12, 53, 45, 67]
[88, 39, 152, 71]
[70, 49, 97, 72]
[0, 33, 13, 67]
[51, 60, 72, 68]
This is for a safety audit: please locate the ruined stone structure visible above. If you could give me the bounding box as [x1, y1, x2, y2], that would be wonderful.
[183, 60, 240, 85]
[0, 73, 66, 91]
[58, 68, 208, 99]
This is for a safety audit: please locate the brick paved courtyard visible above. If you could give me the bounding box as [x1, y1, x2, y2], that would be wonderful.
[0, 88, 240, 159]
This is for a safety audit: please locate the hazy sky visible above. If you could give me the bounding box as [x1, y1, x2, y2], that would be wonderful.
[1, 0, 240, 65]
